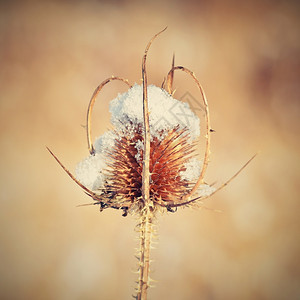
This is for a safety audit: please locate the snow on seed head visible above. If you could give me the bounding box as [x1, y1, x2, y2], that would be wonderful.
[75, 84, 203, 200]
[110, 84, 200, 140]
[75, 153, 107, 190]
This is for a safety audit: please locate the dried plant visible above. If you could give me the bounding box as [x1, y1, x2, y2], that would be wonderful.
[48, 28, 256, 300]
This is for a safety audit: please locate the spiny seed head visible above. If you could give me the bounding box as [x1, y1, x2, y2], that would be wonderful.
[104, 123, 196, 209]
[76, 84, 214, 215]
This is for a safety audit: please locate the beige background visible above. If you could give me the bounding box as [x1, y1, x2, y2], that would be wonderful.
[0, 0, 299, 299]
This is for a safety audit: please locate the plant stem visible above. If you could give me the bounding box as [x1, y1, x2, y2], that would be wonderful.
[137, 28, 166, 299]
[136, 204, 154, 300]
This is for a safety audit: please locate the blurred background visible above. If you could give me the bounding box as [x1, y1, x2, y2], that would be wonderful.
[0, 0, 299, 299]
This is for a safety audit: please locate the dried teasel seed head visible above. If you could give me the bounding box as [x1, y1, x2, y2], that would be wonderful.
[75, 84, 215, 215]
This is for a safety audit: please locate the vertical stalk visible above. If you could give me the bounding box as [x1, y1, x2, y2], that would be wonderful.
[137, 27, 167, 300]
[136, 205, 154, 300]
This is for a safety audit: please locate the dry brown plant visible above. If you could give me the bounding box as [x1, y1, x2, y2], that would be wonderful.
[48, 28, 255, 300]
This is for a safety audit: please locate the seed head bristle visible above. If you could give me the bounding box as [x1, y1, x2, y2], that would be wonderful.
[101, 122, 196, 212]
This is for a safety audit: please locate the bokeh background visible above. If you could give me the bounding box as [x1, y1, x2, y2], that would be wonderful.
[0, 0, 299, 299]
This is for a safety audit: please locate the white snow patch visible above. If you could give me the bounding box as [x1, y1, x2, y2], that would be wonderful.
[75, 153, 107, 191]
[94, 131, 116, 154]
[180, 157, 202, 182]
[134, 139, 144, 162]
[76, 131, 116, 190]
[197, 184, 216, 198]
[109, 84, 200, 140]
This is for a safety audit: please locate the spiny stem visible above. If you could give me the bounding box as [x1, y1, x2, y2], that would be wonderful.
[136, 205, 154, 300]
[142, 27, 167, 206]
[139, 27, 167, 300]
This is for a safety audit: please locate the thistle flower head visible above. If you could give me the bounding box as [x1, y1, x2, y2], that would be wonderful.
[75, 84, 214, 215]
